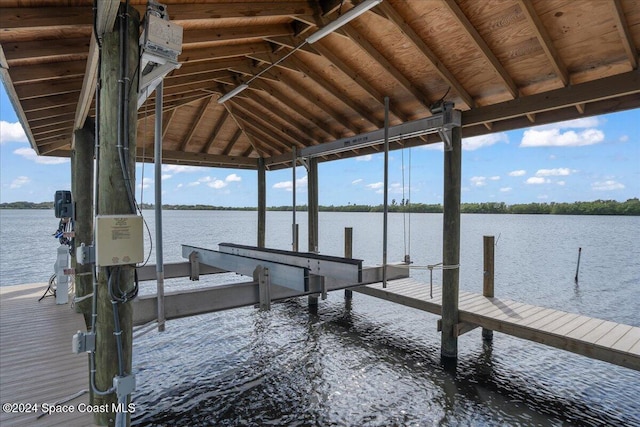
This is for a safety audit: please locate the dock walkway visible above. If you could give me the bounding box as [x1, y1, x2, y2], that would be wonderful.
[0, 283, 94, 426]
[355, 278, 640, 371]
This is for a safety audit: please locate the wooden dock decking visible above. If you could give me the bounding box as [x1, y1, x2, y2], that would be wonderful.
[354, 278, 640, 371]
[0, 283, 94, 427]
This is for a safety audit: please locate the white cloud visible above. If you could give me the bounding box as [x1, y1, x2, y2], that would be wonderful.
[489, 176, 500, 181]
[520, 128, 605, 147]
[352, 179, 363, 185]
[619, 135, 629, 142]
[137, 177, 153, 190]
[0, 121, 28, 144]
[161, 174, 172, 180]
[499, 187, 512, 192]
[470, 176, 487, 186]
[9, 176, 30, 189]
[273, 175, 308, 191]
[177, 183, 183, 189]
[367, 182, 384, 190]
[591, 180, 625, 191]
[13, 147, 69, 164]
[187, 181, 200, 187]
[462, 132, 508, 151]
[526, 177, 550, 184]
[509, 170, 526, 177]
[535, 168, 573, 176]
[356, 154, 373, 162]
[557, 181, 566, 186]
[225, 173, 242, 182]
[208, 179, 227, 189]
[538, 194, 549, 200]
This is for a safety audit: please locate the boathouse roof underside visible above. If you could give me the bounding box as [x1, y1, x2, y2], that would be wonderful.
[1, 0, 639, 170]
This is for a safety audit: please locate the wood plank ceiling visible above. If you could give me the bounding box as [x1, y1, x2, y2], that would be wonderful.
[1, 0, 639, 170]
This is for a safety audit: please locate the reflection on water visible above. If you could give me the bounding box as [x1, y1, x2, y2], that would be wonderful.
[2, 210, 639, 425]
[132, 292, 639, 426]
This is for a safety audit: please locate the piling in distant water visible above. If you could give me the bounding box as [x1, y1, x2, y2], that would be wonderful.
[575, 247, 582, 284]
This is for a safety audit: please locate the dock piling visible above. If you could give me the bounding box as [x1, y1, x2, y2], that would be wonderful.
[482, 235, 495, 341]
[345, 227, 353, 300]
[441, 124, 462, 359]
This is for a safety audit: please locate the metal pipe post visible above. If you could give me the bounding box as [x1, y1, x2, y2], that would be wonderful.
[382, 97, 389, 288]
[155, 81, 165, 332]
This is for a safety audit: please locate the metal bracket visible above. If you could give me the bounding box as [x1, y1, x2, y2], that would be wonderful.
[254, 266, 271, 311]
[188, 251, 200, 281]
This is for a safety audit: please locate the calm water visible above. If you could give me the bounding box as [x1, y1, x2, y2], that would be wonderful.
[1, 209, 639, 426]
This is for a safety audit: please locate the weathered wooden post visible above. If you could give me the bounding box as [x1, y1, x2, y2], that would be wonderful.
[257, 157, 266, 248]
[345, 227, 353, 300]
[71, 118, 95, 328]
[95, 5, 139, 426]
[441, 126, 462, 360]
[482, 235, 495, 341]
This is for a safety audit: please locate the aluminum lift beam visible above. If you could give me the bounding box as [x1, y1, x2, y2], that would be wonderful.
[217, 242, 363, 283]
[182, 244, 309, 292]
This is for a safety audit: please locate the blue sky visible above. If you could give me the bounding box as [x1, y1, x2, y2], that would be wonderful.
[1, 81, 638, 207]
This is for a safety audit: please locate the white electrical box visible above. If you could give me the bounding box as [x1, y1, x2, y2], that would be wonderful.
[95, 215, 144, 267]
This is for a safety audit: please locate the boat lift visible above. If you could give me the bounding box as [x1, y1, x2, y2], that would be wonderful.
[132, 243, 409, 326]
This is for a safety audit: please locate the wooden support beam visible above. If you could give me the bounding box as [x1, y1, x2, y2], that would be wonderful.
[517, 0, 569, 86]
[261, 68, 361, 135]
[441, 0, 519, 99]
[285, 54, 383, 128]
[224, 103, 265, 158]
[462, 71, 640, 126]
[222, 128, 243, 156]
[242, 95, 323, 146]
[482, 235, 495, 341]
[71, 119, 95, 328]
[162, 108, 175, 139]
[182, 24, 294, 46]
[441, 125, 462, 359]
[309, 41, 408, 122]
[610, 0, 638, 69]
[179, 95, 213, 151]
[250, 79, 338, 139]
[236, 115, 289, 154]
[73, 0, 119, 134]
[230, 99, 308, 149]
[201, 109, 229, 153]
[137, 147, 257, 169]
[95, 5, 138, 425]
[378, 1, 475, 108]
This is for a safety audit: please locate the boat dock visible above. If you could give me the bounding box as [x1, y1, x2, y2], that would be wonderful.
[355, 278, 640, 371]
[0, 283, 94, 427]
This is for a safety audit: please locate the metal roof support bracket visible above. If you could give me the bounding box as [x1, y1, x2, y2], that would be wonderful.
[294, 103, 461, 159]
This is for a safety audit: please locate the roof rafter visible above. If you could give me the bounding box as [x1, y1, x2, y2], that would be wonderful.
[230, 99, 308, 149]
[250, 50, 383, 128]
[201, 109, 230, 154]
[261, 68, 362, 136]
[340, 24, 433, 111]
[222, 128, 243, 156]
[516, 0, 569, 86]
[180, 96, 214, 151]
[378, 1, 475, 108]
[441, 0, 519, 99]
[610, 0, 638, 69]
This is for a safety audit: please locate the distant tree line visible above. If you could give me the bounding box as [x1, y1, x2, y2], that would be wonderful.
[2, 198, 639, 215]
